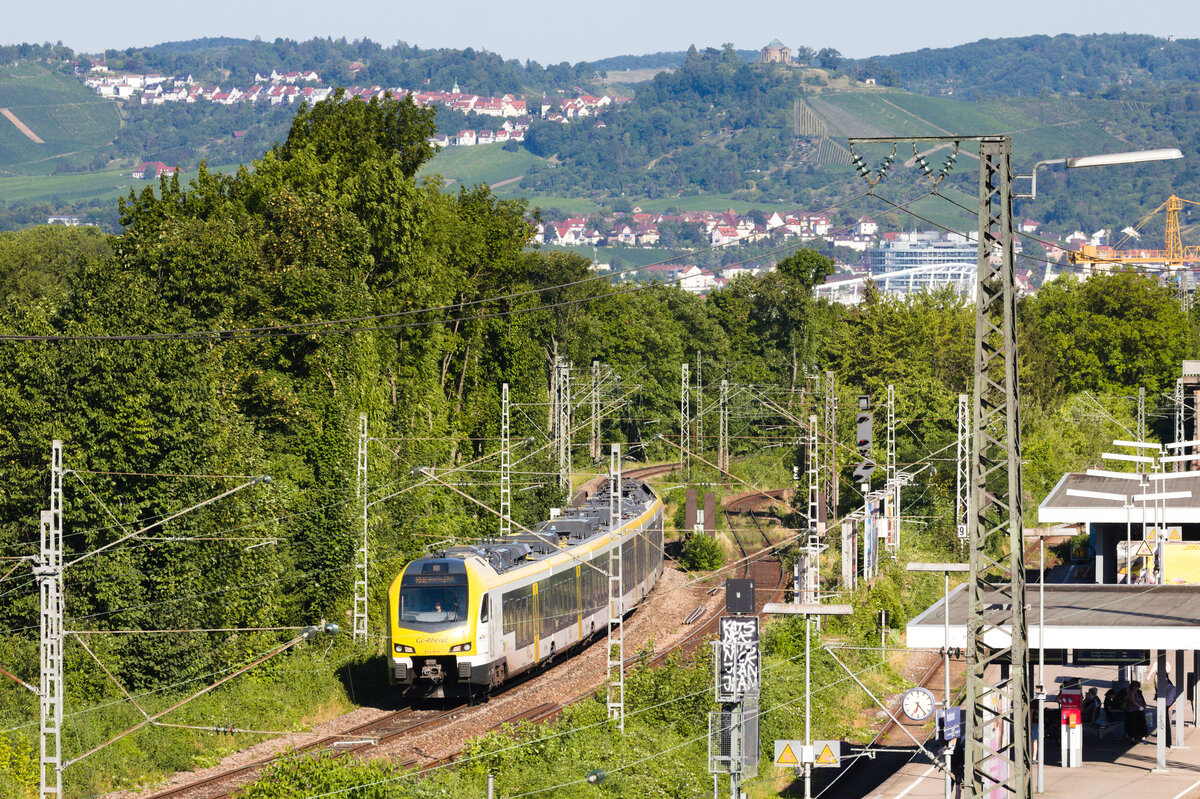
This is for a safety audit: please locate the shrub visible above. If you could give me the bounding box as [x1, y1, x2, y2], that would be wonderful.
[679, 533, 724, 571]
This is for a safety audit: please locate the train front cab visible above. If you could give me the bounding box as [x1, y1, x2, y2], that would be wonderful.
[388, 557, 503, 697]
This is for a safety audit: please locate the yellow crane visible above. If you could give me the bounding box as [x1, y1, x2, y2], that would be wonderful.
[1069, 194, 1200, 268]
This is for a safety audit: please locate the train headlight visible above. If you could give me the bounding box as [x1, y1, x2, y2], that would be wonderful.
[449, 643, 471, 653]
[394, 644, 415, 654]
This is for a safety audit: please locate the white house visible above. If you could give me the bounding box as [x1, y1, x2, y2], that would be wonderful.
[679, 266, 717, 295]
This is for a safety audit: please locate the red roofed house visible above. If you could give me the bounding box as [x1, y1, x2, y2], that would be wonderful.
[711, 226, 740, 246]
[133, 162, 180, 180]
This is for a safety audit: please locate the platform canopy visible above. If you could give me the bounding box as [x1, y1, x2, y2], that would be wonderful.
[906, 584, 1200, 650]
[1038, 471, 1200, 525]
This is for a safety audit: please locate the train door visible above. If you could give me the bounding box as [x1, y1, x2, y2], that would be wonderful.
[480, 592, 500, 663]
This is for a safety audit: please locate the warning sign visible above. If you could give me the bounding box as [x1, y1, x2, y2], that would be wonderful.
[773, 741, 800, 766]
[813, 740, 841, 768]
[772, 739, 801, 763]
[773, 740, 841, 768]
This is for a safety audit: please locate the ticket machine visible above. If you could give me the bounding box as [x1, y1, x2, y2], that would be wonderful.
[1060, 684, 1083, 768]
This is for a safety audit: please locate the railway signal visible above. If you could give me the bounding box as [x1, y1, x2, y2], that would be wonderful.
[853, 394, 875, 483]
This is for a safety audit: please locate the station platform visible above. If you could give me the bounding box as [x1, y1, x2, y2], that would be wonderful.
[867, 733, 1200, 799]
[866, 661, 1200, 799]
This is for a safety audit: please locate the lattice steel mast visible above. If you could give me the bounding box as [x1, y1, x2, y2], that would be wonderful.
[719, 379, 730, 473]
[501, 383, 512, 536]
[957, 393, 970, 545]
[681, 362, 690, 478]
[556, 358, 572, 493]
[590, 361, 601, 462]
[886, 384, 897, 547]
[353, 415, 369, 643]
[606, 445, 624, 730]
[966, 136, 1029, 799]
[806, 414, 820, 603]
[1175, 378, 1186, 472]
[37, 441, 64, 799]
[824, 370, 838, 521]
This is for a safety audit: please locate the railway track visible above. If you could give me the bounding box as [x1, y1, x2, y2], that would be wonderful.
[147, 476, 780, 799]
[649, 490, 788, 667]
[143, 706, 440, 799]
[145, 653, 585, 799]
[810, 652, 965, 798]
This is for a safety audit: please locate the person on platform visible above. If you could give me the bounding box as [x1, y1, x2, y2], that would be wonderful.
[1125, 680, 1149, 744]
[1083, 687, 1100, 724]
[1105, 681, 1128, 727]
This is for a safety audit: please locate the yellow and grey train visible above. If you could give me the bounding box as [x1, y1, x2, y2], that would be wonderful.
[387, 479, 664, 696]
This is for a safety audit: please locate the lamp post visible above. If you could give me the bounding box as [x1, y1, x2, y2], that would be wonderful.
[762, 602, 853, 799]
[1014, 148, 1183, 199]
[908, 562, 969, 799]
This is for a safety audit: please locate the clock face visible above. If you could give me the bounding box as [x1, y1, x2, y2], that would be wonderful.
[902, 688, 935, 721]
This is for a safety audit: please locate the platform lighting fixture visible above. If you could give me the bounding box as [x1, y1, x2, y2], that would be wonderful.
[1015, 147, 1183, 199]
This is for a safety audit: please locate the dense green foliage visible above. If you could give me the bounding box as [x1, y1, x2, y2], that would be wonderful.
[523, 45, 810, 199]
[678, 533, 724, 571]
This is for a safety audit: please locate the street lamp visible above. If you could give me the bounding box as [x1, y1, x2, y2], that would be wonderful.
[907, 562, 969, 799]
[761, 602, 853, 799]
[1015, 147, 1183, 199]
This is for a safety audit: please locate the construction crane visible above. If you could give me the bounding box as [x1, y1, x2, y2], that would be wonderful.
[1068, 194, 1200, 269]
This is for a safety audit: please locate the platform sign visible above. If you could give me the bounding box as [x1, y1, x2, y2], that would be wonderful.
[1073, 649, 1149, 666]
[937, 706, 963, 740]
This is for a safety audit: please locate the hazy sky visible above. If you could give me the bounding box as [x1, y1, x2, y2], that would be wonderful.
[7, 0, 1200, 64]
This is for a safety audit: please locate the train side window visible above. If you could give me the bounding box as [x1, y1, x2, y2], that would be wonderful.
[480, 594, 489, 622]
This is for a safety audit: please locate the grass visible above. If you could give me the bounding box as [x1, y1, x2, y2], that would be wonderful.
[0, 162, 242, 206]
[0, 63, 120, 175]
[810, 88, 1127, 164]
[421, 145, 546, 189]
[0, 167, 140, 205]
[0, 639, 384, 798]
[540, 243, 676, 270]
[634, 195, 798, 213]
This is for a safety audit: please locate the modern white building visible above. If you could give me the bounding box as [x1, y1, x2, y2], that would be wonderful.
[867, 232, 978, 274]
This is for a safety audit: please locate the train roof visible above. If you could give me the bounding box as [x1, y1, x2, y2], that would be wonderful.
[428, 479, 658, 575]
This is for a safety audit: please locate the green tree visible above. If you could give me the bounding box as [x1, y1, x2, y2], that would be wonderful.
[1020, 271, 1188, 403]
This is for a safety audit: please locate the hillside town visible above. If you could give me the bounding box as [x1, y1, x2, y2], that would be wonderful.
[81, 67, 626, 147]
[534, 205, 1157, 303]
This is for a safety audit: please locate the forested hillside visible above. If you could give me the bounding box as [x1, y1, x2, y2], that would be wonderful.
[6, 34, 1200, 238]
[846, 33, 1200, 98]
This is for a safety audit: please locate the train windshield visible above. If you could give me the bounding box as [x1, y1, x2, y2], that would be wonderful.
[398, 586, 469, 628]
